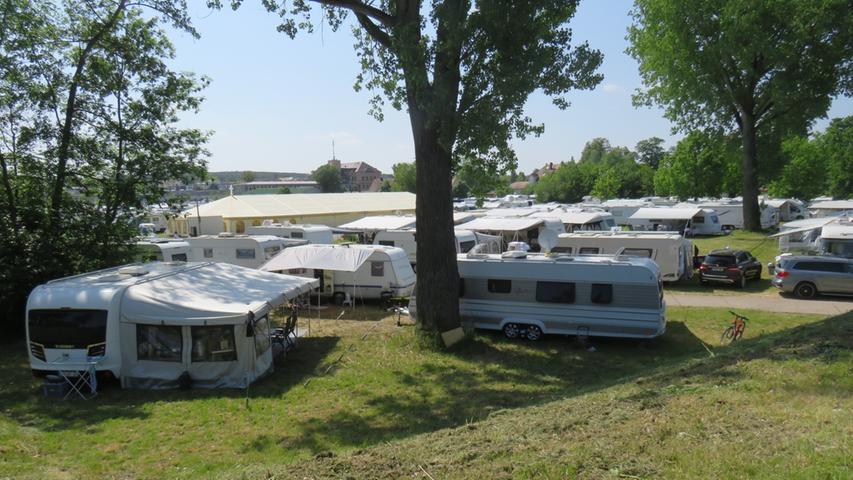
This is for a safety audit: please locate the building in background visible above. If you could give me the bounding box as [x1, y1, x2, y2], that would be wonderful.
[233, 179, 320, 194]
[327, 159, 383, 192]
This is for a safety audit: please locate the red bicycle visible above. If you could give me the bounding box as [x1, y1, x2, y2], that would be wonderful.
[720, 310, 748, 344]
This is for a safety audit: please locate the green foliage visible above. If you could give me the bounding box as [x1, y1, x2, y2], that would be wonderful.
[533, 161, 599, 203]
[654, 132, 739, 199]
[0, 1, 206, 331]
[823, 116, 853, 198]
[767, 137, 826, 200]
[591, 162, 654, 199]
[390, 162, 416, 193]
[635, 137, 666, 169]
[277, 186, 291, 194]
[629, 0, 853, 228]
[241, 170, 256, 183]
[579, 138, 611, 164]
[455, 157, 511, 200]
[311, 164, 342, 193]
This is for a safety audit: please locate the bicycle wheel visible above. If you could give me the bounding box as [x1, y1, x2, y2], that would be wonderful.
[720, 326, 735, 345]
[733, 326, 745, 341]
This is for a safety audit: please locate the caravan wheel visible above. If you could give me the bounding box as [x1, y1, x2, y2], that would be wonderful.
[503, 323, 520, 339]
[524, 325, 543, 341]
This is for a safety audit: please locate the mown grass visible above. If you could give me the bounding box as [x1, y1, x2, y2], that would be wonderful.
[0, 306, 848, 479]
[667, 230, 781, 295]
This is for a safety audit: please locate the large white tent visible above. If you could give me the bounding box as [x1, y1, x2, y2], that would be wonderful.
[119, 262, 317, 389]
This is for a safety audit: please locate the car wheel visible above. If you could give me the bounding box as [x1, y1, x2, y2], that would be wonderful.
[794, 282, 817, 299]
[737, 275, 746, 289]
[503, 323, 520, 339]
[524, 325, 543, 341]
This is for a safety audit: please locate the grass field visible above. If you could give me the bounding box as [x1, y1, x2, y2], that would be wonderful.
[667, 230, 781, 295]
[1, 305, 850, 479]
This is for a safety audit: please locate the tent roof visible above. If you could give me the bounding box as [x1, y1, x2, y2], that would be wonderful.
[260, 244, 399, 273]
[337, 215, 416, 231]
[483, 208, 540, 217]
[809, 200, 853, 210]
[456, 217, 544, 232]
[181, 192, 416, 219]
[629, 208, 705, 220]
[820, 223, 853, 240]
[531, 210, 609, 224]
[121, 262, 317, 324]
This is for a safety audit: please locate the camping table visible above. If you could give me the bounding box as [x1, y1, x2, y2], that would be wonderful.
[46, 356, 102, 400]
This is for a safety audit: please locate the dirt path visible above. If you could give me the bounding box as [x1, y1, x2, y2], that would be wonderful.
[665, 292, 853, 316]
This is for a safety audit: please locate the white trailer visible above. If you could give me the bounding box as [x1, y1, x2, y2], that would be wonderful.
[25, 262, 317, 387]
[246, 222, 334, 244]
[601, 200, 654, 225]
[187, 234, 304, 269]
[628, 207, 722, 236]
[807, 200, 853, 218]
[764, 199, 806, 222]
[373, 229, 503, 265]
[678, 201, 779, 230]
[455, 216, 566, 252]
[260, 244, 416, 303]
[135, 239, 190, 262]
[531, 208, 617, 232]
[554, 231, 694, 282]
[410, 252, 666, 340]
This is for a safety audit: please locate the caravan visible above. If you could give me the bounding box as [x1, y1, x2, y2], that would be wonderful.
[187, 234, 304, 269]
[26, 262, 317, 388]
[554, 231, 694, 282]
[373, 229, 503, 266]
[627, 208, 722, 236]
[135, 238, 190, 262]
[410, 252, 666, 340]
[455, 216, 566, 251]
[530, 209, 617, 232]
[260, 244, 416, 303]
[678, 201, 779, 230]
[246, 222, 334, 244]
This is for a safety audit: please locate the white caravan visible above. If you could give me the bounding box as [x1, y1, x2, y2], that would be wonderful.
[601, 199, 654, 225]
[455, 216, 566, 252]
[135, 238, 190, 262]
[807, 200, 853, 218]
[531, 208, 617, 232]
[764, 199, 806, 222]
[246, 221, 334, 244]
[410, 252, 666, 340]
[260, 244, 416, 303]
[678, 201, 779, 230]
[554, 231, 694, 282]
[627, 207, 722, 236]
[187, 234, 303, 269]
[373, 229, 503, 265]
[26, 262, 317, 387]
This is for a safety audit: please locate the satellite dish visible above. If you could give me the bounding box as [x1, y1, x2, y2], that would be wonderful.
[538, 228, 559, 253]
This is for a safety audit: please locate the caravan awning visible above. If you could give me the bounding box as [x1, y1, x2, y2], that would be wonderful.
[629, 208, 703, 221]
[337, 215, 416, 231]
[531, 210, 606, 224]
[260, 244, 375, 273]
[456, 217, 544, 232]
[121, 262, 318, 324]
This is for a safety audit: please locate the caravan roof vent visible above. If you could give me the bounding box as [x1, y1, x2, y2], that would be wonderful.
[217, 232, 235, 238]
[117, 266, 149, 276]
[502, 250, 527, 260]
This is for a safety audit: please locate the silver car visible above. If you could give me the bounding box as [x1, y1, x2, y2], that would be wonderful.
[770, 256, 853, 298]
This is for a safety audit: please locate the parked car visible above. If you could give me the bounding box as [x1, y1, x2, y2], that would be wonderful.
[698, 249, 762, 288]
[769, 255, 853, 298]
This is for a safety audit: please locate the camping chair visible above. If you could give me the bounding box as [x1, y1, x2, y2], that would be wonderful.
[282, 307, 299, 352]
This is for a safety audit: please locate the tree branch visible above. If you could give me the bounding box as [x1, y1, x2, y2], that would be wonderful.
[354, 12, 390, 48]
[309, 0, 396, 27]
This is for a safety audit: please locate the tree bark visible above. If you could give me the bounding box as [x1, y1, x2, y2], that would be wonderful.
[740, 112, 762, 231]
[412, 123, 461, 333]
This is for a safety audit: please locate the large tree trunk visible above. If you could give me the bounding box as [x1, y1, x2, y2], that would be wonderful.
[740, 112, 762, 231]
[413, 125, 462, 334]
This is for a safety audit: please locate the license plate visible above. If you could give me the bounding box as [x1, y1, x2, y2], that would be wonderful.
[712, 267, 724, 272]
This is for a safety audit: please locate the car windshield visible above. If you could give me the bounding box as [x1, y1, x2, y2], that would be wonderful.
[704, 255, 736, 266]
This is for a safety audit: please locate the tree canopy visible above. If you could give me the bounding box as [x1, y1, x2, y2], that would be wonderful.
[311, 164, 342, 193]
[390, 162, 417, 193]
[628, 0, 853, 229]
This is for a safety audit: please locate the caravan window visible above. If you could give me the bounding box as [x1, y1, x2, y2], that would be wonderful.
[536, 282, 575, 304]
[253, 316, 271, 356]
[621, 248, 653, 258]
[379, 240, 395, 247]
[29, 309, 107, 349]
[191, 326, 237, 362]
[579, 247, 600, 255]
[170, 253, 188, 262]
[136, 325, 182, 362]
[236, 248, 256, 259]
[591, 284, 613, 304]
[459, 240, 476, 253]
[371, 261, 384, 277]
[693, 216, 705, 224]
[290, 231, 304, 239]
[487, 279, 512, 293]
[203, 248, 213, 258]
[264, 246, 281, 259]
[551, 246, 572, 254]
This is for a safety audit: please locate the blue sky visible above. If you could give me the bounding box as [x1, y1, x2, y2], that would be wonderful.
[168, 1, 853, 174]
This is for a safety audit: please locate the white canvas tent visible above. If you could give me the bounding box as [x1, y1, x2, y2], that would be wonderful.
[337, 215, 417, 232]
[119, 262, 317, 389]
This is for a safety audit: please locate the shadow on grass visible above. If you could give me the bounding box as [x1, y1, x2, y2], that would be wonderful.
[0, 336, 340, 432]
[666, 275, 773, 294]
